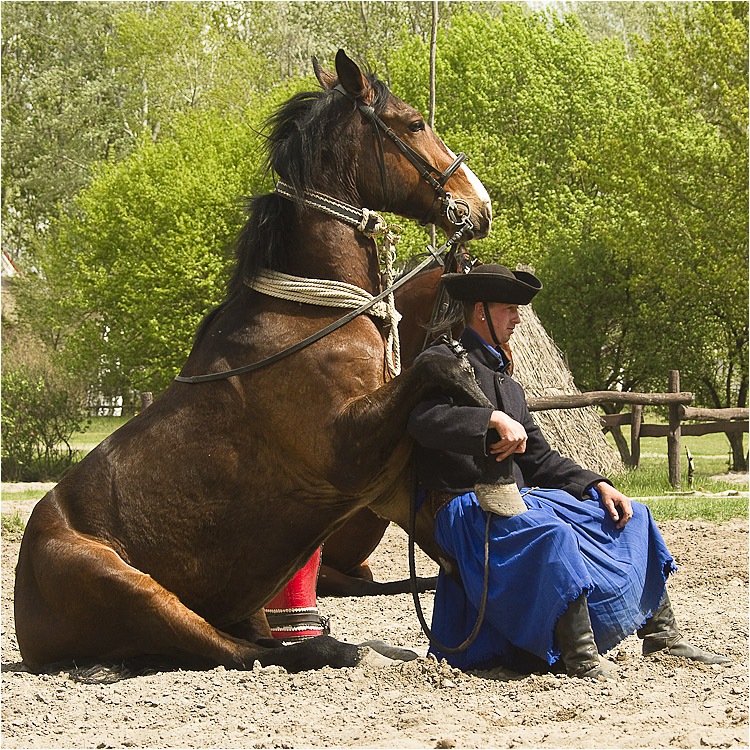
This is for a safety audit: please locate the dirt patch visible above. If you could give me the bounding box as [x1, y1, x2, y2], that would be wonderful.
[2, 498, 748, 749]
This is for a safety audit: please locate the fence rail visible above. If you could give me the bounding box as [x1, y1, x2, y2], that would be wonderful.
[526, 370, 748, 488]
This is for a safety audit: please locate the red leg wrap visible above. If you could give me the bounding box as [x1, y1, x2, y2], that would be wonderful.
[264, 547, 326, 641]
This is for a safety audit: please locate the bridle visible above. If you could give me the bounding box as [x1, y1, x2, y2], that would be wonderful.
[333, 84, 473, 229]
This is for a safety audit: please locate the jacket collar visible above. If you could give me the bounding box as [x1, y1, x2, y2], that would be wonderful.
[460, 327, 512, 374]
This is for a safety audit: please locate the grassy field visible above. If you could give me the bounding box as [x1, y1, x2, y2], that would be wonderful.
[70, 415, 131, 449]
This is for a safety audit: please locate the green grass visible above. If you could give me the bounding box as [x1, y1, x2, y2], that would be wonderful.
[644, 494, 747, 522]
[605, 420, 747, 520]
[69, 415, 131, 450]
[1, 509, 27, 539]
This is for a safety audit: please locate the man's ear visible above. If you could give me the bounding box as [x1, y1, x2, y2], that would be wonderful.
[334, 49, 374, 104]
[312, 56, 337, 91]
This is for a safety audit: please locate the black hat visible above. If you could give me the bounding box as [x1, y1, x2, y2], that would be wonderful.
[441, 264, 542, 304]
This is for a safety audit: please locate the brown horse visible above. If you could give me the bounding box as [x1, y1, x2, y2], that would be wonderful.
[14, 50, 492, 673]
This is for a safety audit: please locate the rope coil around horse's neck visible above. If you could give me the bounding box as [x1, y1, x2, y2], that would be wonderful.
[244, 244, 402, 378]
[252, 181, 402, 377]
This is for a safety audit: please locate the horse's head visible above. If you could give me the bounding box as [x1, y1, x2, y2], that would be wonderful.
[308, 50, 492, 241]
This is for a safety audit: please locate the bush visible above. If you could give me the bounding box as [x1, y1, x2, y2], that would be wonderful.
[1, 359, 90, 482]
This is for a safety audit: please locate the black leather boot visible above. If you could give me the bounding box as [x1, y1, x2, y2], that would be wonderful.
[638, 591, 730, 664]
[554, 593, 616, 681]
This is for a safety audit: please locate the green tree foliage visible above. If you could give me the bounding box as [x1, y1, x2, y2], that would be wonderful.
[2, 1, 747, 470]
[1, 2, 123, 259]
[1, 1, 275, 266]
[46, 108, 272, 397]
[1, 337, 90, 481]
[387, 5, 747, 470]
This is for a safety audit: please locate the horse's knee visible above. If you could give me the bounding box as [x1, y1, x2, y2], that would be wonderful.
[416, 353, 491, 408]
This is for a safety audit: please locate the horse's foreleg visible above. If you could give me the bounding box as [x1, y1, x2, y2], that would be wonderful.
[334, 352, 491, 489]
[317, 564, 437, 596]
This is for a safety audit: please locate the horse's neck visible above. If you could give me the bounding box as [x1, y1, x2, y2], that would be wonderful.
[284, 213, 382, 294]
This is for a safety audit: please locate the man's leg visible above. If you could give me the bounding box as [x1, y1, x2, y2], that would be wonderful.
[554, 593, 617, 681]
[637, 590, 730, 664]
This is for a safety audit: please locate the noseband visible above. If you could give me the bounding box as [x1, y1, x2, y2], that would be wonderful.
[333, 84, 473, 228]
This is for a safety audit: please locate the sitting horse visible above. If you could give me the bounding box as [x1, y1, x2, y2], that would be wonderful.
[14, 50, 492, 673]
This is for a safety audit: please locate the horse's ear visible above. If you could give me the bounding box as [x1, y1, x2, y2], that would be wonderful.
[312, 56, 337, 91]
[335, 49, 373, 104]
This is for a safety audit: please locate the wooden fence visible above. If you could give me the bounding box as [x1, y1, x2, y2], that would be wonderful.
[526, 370, 749, 489]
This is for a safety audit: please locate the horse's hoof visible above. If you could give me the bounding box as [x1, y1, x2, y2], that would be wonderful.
[357, 647, 397, 668]
[358, 639, 419, 662]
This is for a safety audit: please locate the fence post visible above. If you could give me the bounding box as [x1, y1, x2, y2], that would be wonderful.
[629, 404, 642, 469]
[667, 370, 681, 488]
[140, 392, 153, 411]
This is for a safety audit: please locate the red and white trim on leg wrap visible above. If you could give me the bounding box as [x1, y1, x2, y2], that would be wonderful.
[264, 547, 328, 641]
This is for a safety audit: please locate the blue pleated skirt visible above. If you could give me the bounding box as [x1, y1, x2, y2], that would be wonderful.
[428, 488, 676, 672]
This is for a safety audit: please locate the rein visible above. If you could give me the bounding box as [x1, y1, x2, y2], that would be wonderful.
[174, 220, 471, 384]
[409, 483, 491, 654]
[407, 334, 491, 654]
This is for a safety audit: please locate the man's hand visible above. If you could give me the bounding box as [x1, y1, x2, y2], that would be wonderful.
[596, 481, 633, 529]
[487, 410, 527, 462]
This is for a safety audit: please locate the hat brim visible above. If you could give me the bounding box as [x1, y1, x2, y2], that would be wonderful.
[442, 269, 542, 304]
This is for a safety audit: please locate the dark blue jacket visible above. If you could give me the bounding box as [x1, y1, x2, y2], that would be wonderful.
[407, 328, 607, 499]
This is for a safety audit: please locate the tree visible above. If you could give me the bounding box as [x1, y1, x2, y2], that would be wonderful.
[387, 5, 747, 468]
[624, 2, 748, 467]
[1, 1, 275, 268]
[39, 107, 276, 398]
[1, 2, 124, 262]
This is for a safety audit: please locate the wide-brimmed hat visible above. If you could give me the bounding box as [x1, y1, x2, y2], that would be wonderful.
[441, 264, 542, 304]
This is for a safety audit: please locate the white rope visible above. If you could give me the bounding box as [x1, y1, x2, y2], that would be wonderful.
[245, 232, 403, 377]
[246, 270, 390, 315]
[380, 227, 402, 377]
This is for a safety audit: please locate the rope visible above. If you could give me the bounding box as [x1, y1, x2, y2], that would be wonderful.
[244, 230, 403, 378]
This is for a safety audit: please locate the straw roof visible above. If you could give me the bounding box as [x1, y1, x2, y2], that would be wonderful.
[510, 305, 624, 478]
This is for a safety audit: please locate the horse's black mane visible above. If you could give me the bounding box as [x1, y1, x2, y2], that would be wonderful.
[193, 69, 390, 342]
[228, 70, 390, 298]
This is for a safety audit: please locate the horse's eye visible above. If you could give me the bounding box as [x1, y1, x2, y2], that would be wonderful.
[409, 120, 425, 133]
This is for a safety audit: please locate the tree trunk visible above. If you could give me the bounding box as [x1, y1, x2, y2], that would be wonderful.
[727, 431, 748, 472]
[604, 424, 631, 466]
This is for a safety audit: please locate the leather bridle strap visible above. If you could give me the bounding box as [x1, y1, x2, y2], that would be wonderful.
[333, 85, 469, 225]
[274, 181, 388, 238]
[408, 477, 491, 654]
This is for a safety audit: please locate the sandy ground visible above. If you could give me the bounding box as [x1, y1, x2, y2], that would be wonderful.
[1, 491, 748, 750]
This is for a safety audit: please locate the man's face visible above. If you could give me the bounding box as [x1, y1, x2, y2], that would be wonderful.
[475, 301, 521, 345]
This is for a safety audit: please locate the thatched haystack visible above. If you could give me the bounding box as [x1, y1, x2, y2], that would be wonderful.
[510, 305, 625, 478]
